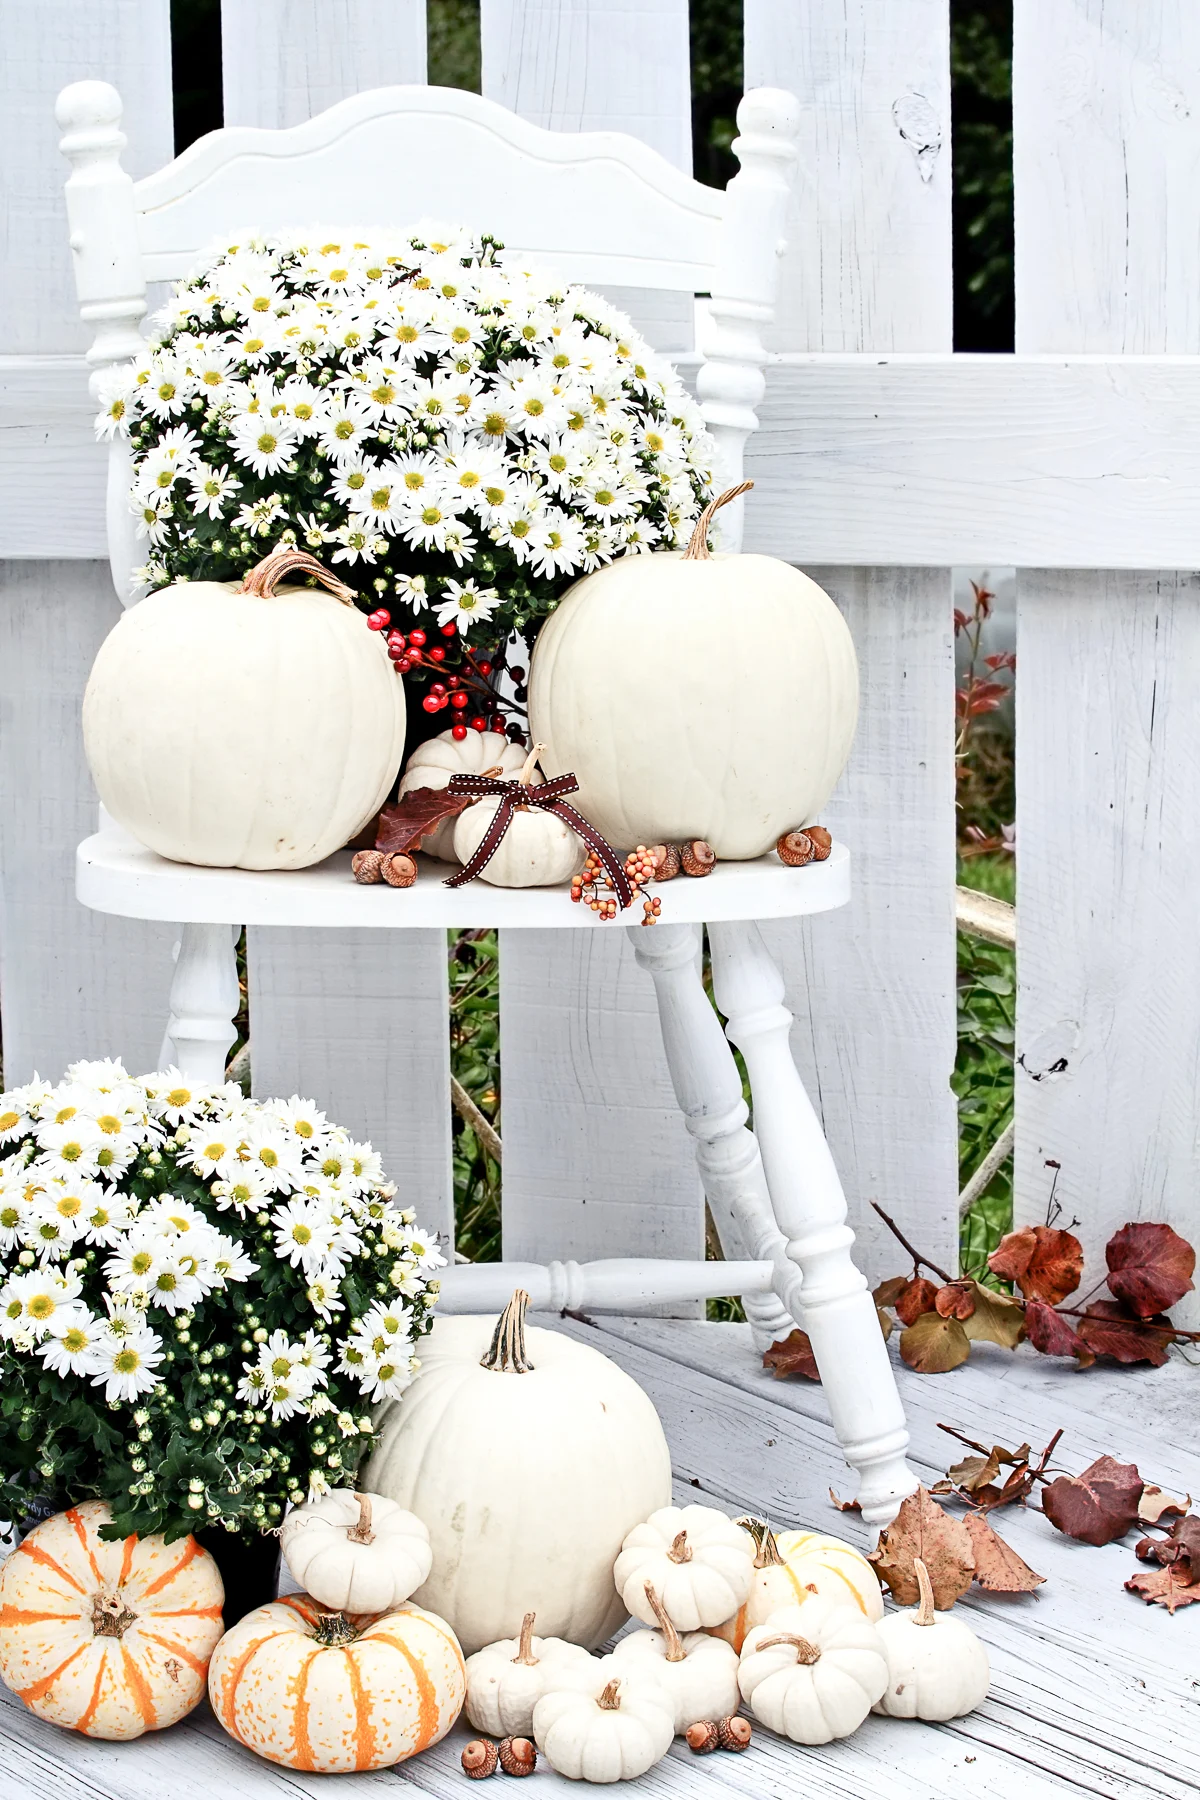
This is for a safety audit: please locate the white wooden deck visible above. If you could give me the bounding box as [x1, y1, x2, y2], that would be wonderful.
[1, 1320, 1196, 1799]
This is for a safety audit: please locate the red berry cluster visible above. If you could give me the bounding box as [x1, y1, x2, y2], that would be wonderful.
[364, 607, 525, 745]
[570, 845, 664, 926]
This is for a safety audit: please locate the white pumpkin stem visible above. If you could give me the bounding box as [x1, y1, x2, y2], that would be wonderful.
[518, 744, 545, 788]
[682, 480, 755, 562]
[481, 1289, 535, 1373]
[913, 1556, 936, 1627]
[642, 1581, 686, 1662]
[597, 1679, 623, 1711]
[91, 1592, 138, 1638]
[735, 1515, 783, 1570]
[756, 1632, 821, 1666]
[237, 546, 357, 606]
[667, 1530, 693, 1564]
[346, 1492, 375, 1544]
[513, 1611, 539, 1666]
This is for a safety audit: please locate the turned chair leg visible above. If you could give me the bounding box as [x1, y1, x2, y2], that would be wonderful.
[708, 919, 919, 1527]
[160, 923, 241, 1084]
[631, 920, 795, 1350]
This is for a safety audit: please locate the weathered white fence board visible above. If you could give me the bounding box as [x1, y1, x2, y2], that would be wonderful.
[219, 7, 453, 1230]
[481, 0, 703, 1291]
[221, 0, 426, 130]
[747, 1, 958, 1278]
[0, 0, 177, 1089]
[1014, 0, 1200, 1315]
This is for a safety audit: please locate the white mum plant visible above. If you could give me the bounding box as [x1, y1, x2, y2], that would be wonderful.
[97, 224, 715, 735]
[0, 1060, 442, 1544]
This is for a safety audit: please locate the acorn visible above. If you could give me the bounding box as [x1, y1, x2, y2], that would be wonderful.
[680, 839, 716, 877]
[381, 851, 418, 887]
[463, 1738, 499, 1778]
[351, 849, 385, 884]
[717, 1714, 752, 1752]
[776, 829, 816, 866]
[498, 1736, 537, 1776]
[685, 1720, 720, 1754]
[650, 842, 681, 880]
[806, 825, 833, 860]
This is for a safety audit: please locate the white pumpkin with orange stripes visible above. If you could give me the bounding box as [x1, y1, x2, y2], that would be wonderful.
[707, 1520, 883, 1652]
[208, 1592, 465, 1773]
[0, 1500, 223, 1739]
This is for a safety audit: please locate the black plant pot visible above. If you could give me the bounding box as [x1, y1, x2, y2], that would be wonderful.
[197, 1527, 281, 1628]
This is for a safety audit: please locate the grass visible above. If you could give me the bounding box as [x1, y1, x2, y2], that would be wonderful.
[955, 851, 1015, 1275]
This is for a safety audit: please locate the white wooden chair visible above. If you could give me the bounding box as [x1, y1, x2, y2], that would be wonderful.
[56, 78, 919, 1524]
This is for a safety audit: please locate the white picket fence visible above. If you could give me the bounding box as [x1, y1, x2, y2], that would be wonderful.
[2, 0, 1199, 1317]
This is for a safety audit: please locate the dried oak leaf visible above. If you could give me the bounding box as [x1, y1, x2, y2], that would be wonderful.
[1041, 1454, 1143, 1546]
[935, 1280, 977, 1321]
[900, 1311, 971, 1373]
[763, 1329, 819, 1382]
[1075, 1300, 1177, 1367]
[375, 785, 473, 855]
[1138, 1485, 1192, 1526]
[1133, 1514, 1200, 1577]
[874, 1275, 911, 1310]
[829, 1489, 862, 1514]
[895, 1277, 941, 1327]
[987, 1225, 1084, 1305]
[964, 1513, 1046, 1593]
[960, 1281, 1026, 1351]
[1024, 1299, 1094, 1366]
[1124, 1564, 1200, 1614]
[868, 1486, 975, 1609]
[948, 1449, 1003, 1492]
[1105, 1221, 1196, 1319]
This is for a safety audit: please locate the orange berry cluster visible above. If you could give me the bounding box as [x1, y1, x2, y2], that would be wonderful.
[569, 846, 664, 925]
[625, 846, 664, 926]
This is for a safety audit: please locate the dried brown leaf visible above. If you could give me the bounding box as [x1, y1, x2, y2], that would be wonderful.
[948, 1450, 1002, 1491]
[960, 1281, 1026, 1350]
[877, 1305, 894, 1342]
[1133, 1514, 1200, 1578]
[1075, 1300, 1177, 1367]
[964, 1513, 1046, 1592]
[1024, 1299, 1094, 1365]
[867, 1486, 975, 1609]
[935, 1280, 977, 1321]
[873, 1275, 910, 1309]
[829, 1488, 862, 1514]
[1124, 1564, 1200, 1613]
[900, 1311, 971, 1373]
[1105, 1222, 1197, 1318]
[1138, 1485, 1192, 1526]
[895, 1276, 941, 1327]
[1040, 1454, 1143, 1546]
[762, 1329, 819, 1382]
[376, 785, 473, 854]
[988, 1225, 1084, 1305]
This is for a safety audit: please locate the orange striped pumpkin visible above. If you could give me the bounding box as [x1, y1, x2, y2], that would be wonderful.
[707, 1522, 884, 1651]
[208, 1593, 466, 1772]
[0, 1500, 224, 1739]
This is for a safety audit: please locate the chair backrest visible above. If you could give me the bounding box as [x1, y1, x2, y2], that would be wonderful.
[56, 78, 800, 591]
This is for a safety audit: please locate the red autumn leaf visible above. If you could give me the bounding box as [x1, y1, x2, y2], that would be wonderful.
[873, 1275, 911, 1309]
[1125, 1564, 1200, 1613]
[935, 1281, 977, 1321]
[984, 650, 1017, 673]
[762, 1329, 820, 1382]
[964, 1513, 1046, 1593]
[895, 1276, 941, 1327]
[1041, 1454, 1143, 1546]
[1024, 1299, 1094, 1366]
[1075, 1300, 1177, 1367]
[1134, 1514, 1200, 1578]
[988, 1225, 1084, 1305]
[1105, 1221, 1196, 1318]
[375, 785, 473, 855]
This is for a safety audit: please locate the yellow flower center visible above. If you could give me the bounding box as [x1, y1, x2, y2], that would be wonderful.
[113, 1349, 141, 1375]
[370, 487, 392, 510]
[166, 1089, 191, 1108]
[28, 1295, 54, 1320]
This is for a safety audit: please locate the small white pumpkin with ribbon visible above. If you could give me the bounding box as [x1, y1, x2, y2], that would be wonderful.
[737, 1597, 888, 1743]
[873, 1557, 990, 1720]
[451, 744, 587, 888]
[533, 1660, 674, 1783]
[278, 1489, 432, 1614]
[400, 728, 539, 860]
[610, 1580, 739, 1734]
[614, 1504, 756, 1632]
[465, 1610, 594, 1737]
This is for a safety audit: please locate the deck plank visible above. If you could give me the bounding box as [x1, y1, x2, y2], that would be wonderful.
[1, 1322, 1197, 1799]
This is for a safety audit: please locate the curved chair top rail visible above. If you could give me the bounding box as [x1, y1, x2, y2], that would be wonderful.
[130, 84, 726, 293]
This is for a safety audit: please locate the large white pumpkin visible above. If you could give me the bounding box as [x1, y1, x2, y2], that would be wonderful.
[528, 483, 858, 858]
[83, 548, 405, 870]
[363, 1291, 672, 1654]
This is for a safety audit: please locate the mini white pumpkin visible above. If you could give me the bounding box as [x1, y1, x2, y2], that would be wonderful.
[708, 1518, 884, 1650]
[83, 548, 405, 870]
[465, 1610, 595, 1736]
[399, 728, 540, 860]
[451, 744, 584, 887]
[532, 1661, 674, 1783]
[614, 1504, 755, 1631]
[363, 1290, 672, 1653]
[278, 1488, 432, 1614]
[528, 482, 859, 858]
[737, 1598, 888, 1744]
[872, 1557, 990, 1720]
[610, 1580, 739, 1734]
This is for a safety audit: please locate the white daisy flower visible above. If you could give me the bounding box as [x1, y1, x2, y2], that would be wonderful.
[331, 522, 384, 567]
[188, 463, 242, 520]
[143, 1257, 204, 1315]
[316, 391, 375, 461]
[272, 1196, 339, 1273]
[527, 511, 587, 579]
[305, 1276, 345, 1321]
[229, 414, 299, 478]
[94, 365, 140, 439]
[232, 495, 287, 538]
[39, 1307, 102, 1377]
[0, 1268, 84, 1341]
[34, 1115, 102, 1178]
[140, 357, 191, 420]
[393, 571, 430, 612]
[210, 1168, 272, 1214]
[434, 578, 499, 635]
[89, 1317, 164, 1403]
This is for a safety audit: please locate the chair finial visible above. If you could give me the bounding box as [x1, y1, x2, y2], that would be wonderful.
[56, 80, 125, 156]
